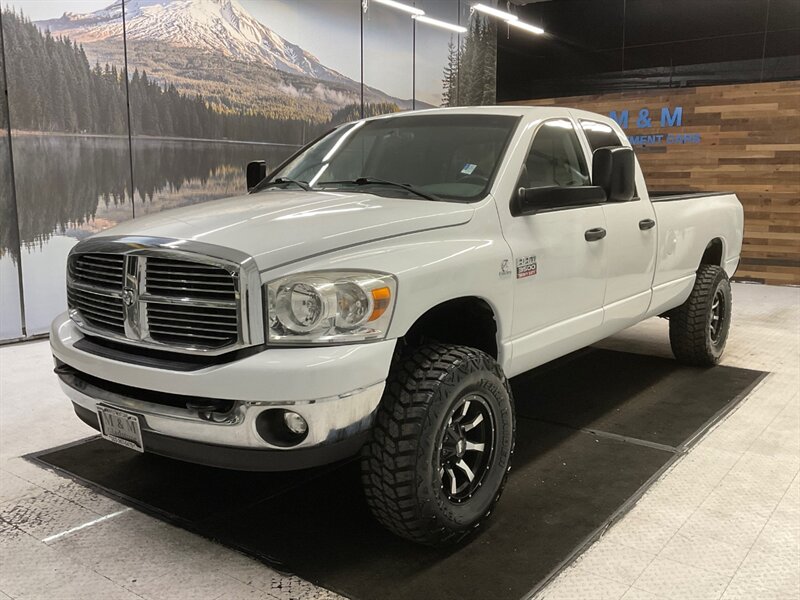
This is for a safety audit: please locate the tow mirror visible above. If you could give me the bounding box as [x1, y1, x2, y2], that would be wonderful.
[512, 185, 606, 216]
[246, 160, 267, 191]
[592, 146, 635, 202]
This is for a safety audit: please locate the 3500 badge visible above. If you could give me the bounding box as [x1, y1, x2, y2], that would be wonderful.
[516, 256, 537, 279]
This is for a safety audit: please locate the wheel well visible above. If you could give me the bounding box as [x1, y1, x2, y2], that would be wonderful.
[401, 297, 498, 359]
[700, 238, 724, 268]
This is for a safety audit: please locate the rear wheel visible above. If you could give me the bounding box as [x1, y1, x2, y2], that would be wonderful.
[361, 344, 515, 546]
[669, 264, 732, 366]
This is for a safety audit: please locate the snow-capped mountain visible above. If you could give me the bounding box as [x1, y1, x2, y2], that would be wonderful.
[36, 0, 350, 84]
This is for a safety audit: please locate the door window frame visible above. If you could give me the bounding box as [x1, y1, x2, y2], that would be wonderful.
[577, 117, 642, 203]
[511, 117, 604, 215]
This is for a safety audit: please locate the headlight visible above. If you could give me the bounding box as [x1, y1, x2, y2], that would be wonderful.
[265, 271, 397, 345]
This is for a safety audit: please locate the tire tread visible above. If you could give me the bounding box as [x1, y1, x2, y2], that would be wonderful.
[361, 343, 513, 545]
[669, 264, 731, 366]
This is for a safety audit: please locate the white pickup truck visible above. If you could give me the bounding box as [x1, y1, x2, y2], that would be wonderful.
[52, 106, 743, 545]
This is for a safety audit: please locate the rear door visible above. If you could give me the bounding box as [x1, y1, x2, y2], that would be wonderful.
[500, 118, 608, 376]
[577, 117, 657, 331]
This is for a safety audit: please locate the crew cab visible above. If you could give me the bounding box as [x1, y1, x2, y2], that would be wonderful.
[51, 107, 743, 545]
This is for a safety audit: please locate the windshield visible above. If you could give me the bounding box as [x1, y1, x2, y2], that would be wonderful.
[263, 113, 520, 202]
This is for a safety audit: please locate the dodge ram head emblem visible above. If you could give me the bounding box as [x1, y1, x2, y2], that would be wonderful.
[122, 287, 136, 307]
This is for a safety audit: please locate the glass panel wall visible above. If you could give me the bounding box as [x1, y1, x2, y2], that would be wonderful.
[0, 0, 496, 341]
[363, 0, 415, 116]
[0, 12, 23, 340]
[2, 0, 132, 334]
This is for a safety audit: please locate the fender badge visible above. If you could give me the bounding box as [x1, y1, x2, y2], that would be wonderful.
[516, 255, 537, 279]
[499, 259, 512, 277]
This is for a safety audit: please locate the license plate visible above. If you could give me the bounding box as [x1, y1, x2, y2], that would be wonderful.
[97, 405, 144, 452]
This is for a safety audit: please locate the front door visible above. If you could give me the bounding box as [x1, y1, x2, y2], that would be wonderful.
[577, 117, 657, 331]
[501, 119, 608, 376]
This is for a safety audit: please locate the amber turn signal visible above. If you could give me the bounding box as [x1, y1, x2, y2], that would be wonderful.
[369, 287, 392, 321]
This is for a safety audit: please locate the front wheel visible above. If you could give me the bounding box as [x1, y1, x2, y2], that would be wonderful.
[669, 264, 732, 366]
[361, 344, 515, 546]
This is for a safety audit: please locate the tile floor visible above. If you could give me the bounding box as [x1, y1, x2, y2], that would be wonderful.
[1, 282, 798, 600]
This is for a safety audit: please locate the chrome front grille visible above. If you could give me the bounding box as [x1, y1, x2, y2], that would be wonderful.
[145, 258, 237, 300]
[146, 303, 239, 347]
[67, 285, 126, 335]
[69, 253, 125, 288]
[65, 238, 263, 355]
[67, 254, 127, 335]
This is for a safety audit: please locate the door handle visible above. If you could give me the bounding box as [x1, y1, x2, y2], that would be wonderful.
[584, 227, 607, 242]
[639, 218, 656, 230]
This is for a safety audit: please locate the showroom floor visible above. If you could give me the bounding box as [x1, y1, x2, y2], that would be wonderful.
[0, 282, 797, 600]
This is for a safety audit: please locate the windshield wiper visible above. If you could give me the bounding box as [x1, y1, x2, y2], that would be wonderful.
[321, 177, 440, 202]
[258, 177, 311, 191]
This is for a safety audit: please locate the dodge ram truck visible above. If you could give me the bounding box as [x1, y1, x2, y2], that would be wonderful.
[52, 106, 744, 545]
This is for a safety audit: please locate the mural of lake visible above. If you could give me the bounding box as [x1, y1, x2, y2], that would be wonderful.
[1, 0, 497, 340]
[3, 134, 295, 335]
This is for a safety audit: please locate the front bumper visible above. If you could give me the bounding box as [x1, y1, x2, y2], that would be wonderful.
[51, 313, 395, 470]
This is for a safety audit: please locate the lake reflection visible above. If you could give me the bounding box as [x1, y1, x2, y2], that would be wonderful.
[4, 134, 295, 335]
[7, 134, 295, 255]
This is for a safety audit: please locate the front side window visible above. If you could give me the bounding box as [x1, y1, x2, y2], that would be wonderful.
[265, 114, 519, 202]
[518, 119, 590, 189]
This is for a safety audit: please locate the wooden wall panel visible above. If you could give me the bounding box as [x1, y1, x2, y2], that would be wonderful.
[510, 81, 800, 286]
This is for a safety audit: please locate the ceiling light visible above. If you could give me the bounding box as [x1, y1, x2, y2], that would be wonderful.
[373, 0, 425, 16]
[509, 20, 545, 35]
[413, 14, 467, 33]
[472, 3, 518, 22]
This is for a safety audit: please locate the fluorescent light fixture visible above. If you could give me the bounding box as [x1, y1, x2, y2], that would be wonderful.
[413, 14, 467, 33]
[472, 3, 518, 22]
[509, 20, 545, 35]
[373, 0, 425, 16]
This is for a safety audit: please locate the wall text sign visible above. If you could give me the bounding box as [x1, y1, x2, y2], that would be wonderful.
[608, 106, 703, 146]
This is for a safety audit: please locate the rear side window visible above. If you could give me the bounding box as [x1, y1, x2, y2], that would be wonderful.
[519, 119, 590, 189]
[580, 119, 639, 200]
[580, 120, 625, 151]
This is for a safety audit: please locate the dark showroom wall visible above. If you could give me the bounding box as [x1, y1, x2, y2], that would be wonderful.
[0, 0, 499, 341]
[499, 0, 800, 286]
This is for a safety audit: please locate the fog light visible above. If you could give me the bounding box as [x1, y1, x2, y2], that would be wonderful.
[256, 409, 309, 447]
[283, 411, 308, 435]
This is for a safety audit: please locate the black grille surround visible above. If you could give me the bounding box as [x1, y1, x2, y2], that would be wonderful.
[67, 250, 245, 353]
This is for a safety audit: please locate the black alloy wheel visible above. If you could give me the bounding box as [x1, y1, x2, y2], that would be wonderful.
[438, 393, 495, 503]
[709, 288, 727, 344]
[669, 264, 732, 366]
[361, 344, 515, 546]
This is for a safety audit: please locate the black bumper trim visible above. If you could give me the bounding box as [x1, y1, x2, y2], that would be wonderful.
[73, 403, 368, 472]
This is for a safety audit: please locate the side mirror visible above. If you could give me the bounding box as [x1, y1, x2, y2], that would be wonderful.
[512, 185, 606, 216]
[246, 160, 267, 191]
[592, 146, 635, 202]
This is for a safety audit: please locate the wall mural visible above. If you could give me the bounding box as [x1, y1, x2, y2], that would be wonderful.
[0, 0, 499, 339]
[1, 10, 24, 340]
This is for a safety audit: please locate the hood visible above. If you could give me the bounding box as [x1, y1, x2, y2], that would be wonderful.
[101, 190, 474, 271]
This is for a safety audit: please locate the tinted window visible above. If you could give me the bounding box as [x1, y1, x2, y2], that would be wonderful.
[270, 114, 519, 202]
[580, 120, 625, 151]
[519, 120, 590, 188]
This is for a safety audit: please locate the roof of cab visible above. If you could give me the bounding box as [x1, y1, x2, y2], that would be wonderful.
[363, 104, 614, 124]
